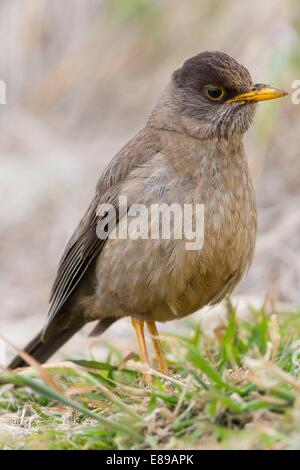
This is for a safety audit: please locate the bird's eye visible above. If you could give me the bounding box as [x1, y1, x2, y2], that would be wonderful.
[205, 85, 225, 101]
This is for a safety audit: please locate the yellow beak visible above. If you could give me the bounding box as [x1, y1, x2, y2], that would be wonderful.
[227, 85, 288, 105]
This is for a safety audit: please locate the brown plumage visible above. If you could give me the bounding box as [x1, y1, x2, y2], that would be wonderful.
[9, 51, 287, 374]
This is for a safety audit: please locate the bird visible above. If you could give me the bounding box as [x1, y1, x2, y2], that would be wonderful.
[9, 51, 287, 382]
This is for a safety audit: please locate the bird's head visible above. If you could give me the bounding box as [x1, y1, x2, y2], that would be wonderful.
[155, 51, 287, 140]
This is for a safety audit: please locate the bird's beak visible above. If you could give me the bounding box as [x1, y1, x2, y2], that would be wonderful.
[227, 84, 288, 105]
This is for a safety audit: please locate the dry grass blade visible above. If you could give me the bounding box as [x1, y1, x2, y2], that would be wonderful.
[0, 334, 62, 393]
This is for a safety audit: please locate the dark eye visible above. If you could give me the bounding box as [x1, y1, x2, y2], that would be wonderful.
[205, 85, 225, 101]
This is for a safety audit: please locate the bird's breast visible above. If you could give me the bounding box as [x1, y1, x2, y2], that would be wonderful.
[93, 143, 257, 322]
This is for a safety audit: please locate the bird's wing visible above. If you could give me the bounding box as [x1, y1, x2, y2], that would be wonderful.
[45, 128, 158, 332]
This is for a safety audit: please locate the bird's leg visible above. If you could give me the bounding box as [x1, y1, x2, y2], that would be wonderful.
[146, 321, 168, 375]
[132, 318, 152, 385]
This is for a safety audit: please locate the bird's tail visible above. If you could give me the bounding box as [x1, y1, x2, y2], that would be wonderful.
[8, 318, 116, 369]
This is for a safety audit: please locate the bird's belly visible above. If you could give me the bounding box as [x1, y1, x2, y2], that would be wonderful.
[87, 151, 257, 323]
[90, 194, 256, 323]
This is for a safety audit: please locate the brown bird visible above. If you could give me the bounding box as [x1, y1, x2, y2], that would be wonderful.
[9, 52, 287, 380]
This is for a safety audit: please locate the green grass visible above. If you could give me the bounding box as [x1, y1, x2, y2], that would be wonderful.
[1, 300, 300, 450]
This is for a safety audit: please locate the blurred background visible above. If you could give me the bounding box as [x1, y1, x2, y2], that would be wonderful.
[1, 0, 300, 362]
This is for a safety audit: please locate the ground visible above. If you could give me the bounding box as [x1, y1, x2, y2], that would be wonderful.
[1, 300, 300, 450]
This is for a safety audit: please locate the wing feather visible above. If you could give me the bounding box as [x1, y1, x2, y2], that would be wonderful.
[43, 128, 158, 334]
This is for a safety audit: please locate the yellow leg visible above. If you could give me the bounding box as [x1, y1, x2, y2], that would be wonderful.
[146, 321, 168, 375]
[132, 318, 152, 385]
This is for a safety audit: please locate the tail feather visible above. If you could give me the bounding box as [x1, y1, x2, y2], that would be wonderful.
[8, 318, 116, 369]
[8, 327, 79, 369]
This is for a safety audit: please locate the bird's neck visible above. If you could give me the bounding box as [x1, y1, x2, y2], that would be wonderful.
[147, 82, 244, 148]
[147, 82, 249, 183]
[154, 125, 247, 185]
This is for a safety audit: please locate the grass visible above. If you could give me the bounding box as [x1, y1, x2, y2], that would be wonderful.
[1, 299, 300, 450]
